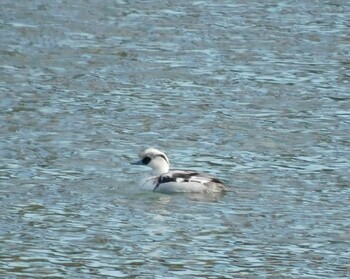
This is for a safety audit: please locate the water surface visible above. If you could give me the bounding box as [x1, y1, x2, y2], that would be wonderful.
[1, 0, 349, 278]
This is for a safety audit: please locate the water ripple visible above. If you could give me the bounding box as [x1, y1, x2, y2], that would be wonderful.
[1, 0, 349, 278]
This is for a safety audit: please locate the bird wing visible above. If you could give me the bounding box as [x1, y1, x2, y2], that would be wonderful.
[163, 170, 221, 184]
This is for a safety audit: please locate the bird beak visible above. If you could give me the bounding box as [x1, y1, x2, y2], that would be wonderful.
[131, 160, 143, 165]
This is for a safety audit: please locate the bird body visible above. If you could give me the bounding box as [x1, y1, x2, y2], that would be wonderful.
[131, 148, 228, 193]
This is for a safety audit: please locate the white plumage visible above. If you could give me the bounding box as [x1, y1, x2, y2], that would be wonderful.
[131, 148, 229, 193]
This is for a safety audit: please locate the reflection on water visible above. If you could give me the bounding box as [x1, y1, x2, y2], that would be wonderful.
[1, 0, 349, 278]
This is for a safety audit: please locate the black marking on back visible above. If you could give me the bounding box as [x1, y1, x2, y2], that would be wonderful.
[172, 172, 199, 181]
[159, 175, 176, 184]
[210, 177, 224, 184]
[153, 172, 198, 192]
[152, 171, 225, 192]
[153, 175, 172, 192]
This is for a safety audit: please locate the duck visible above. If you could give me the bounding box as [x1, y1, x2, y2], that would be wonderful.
[131, 148, 229, 193]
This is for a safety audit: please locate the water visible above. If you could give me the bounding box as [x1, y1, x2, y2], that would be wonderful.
[1, 0, 349, 278]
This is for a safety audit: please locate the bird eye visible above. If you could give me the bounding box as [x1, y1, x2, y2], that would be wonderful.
[142, 156, 151, 165]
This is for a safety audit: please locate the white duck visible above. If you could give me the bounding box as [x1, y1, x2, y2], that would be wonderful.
[131, 148, 229, 193]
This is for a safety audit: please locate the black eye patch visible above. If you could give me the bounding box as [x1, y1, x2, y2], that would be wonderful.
[142, 156, 151, 165]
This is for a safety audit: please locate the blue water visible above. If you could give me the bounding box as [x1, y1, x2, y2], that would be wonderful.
[1, 0, 349, 278]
